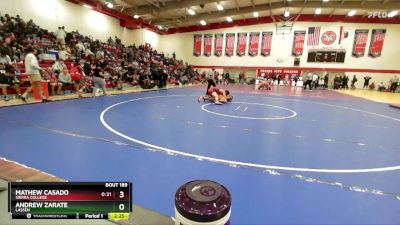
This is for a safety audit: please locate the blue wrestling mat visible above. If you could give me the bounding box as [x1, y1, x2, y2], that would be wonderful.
[0, 88, 399, 224]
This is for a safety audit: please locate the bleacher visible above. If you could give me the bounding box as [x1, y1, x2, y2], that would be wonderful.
[1, 13, 197, 99]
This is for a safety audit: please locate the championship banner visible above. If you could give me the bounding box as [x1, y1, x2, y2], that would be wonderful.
[292, 31, 306, 56]
[203, 34, 212, 57]
[225, 33, 235, 57]
[352, 29, 369, 57]
[248, 32, 260, 56]
[236, 32, 247, 57]
[261, 32, 273, 56]
[368, 29, 386, 58]
[193, 34, 202, 56]
[214, 33, 224, 57]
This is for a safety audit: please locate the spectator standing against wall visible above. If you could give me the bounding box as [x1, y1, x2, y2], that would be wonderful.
[351, 75, 358, 89]
[277, 74, 281, 86]
[363, 76, 371, 88]
[224, 71, 230, 84]
[390, 76, 399, 93]
[304, 73, 312, 90]
[240, 70, 246, 84]
[324, 73, 329, 89]
[293, 75, 298, 87]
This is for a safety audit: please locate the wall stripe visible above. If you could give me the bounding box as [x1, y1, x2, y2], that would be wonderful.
[192, 65, 400, 74]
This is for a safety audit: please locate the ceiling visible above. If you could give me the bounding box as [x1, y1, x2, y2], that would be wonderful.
[94, 0, 400, 29]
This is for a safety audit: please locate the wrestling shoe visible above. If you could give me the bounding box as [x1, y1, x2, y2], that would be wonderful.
[42, 99, 52, 103]
[20, 95, 28, 103]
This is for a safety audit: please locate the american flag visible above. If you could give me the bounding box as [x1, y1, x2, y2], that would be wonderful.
[307, 27, 321, 46]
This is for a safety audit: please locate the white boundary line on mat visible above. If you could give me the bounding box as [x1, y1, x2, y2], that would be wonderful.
[201, 102, 297, 120]
[100, 95, 400, 173]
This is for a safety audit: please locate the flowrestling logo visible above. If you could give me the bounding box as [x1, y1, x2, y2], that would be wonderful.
[367, 11, 398, 18]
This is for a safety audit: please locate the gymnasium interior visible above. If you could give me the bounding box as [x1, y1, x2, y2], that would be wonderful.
[0, 0, 399, 224]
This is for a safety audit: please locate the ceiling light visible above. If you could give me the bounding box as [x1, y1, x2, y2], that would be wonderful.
[106, 2, 113, 8]
[133, 14, 139, 19]
[284, 10, 290, 17]
[216, 3, 224, 11]
[323, 0, 329, 2]
[226, 16, 232, 22]
[315, 8, 321, 15]
[347, 10, 356, 16]
[187, 8, 196, 15]
[83, 4, 92, 9]
[200, 20, 207, 26]
[388, 10, 399, 18]
[253, 12, 259, 17]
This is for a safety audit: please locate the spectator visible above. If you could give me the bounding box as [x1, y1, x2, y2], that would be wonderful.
[351, 75, 357, 89]
[58, 68, 73, 94]
[363, 76, 371, 88]
[277, 74, 282, 86]
[293, 75, 298, 87]
[389, 75, 399, 93]
[75, 41, 85, 57]
[240, 70, 246, 84]
[369, 82, 375, 90]
[324, 73, 329, 89]
[0, 50, 12, 65]
[55, 26, 66, 49]
[92, 63, 107, 97]
[342, 75, 349, 89]
[96, 49, 104, 60]
[224, 71, 230, 84]
[70, 59, 85, 97]
[304, 73, 312, 90]
[378, 82, 386, 92]
[84, 48, 94, 58]
[58, 48, 71, 61]
[52, 59, 67, 74]
[217, 71, 223, 85]
[110, 70, 123, 90]
[20, 45, 49, 103]
[0, 63, 21, 101]
[43, 68, 62, 95]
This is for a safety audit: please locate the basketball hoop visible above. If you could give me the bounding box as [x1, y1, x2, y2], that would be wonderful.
[275, 21, 293, 36]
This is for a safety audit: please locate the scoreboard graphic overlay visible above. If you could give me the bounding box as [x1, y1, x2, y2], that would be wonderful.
[8, 182, 132, 220]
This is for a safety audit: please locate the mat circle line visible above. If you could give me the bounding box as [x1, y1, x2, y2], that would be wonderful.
[201, 101, 297, 120]
[100, 94, 400, 173]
